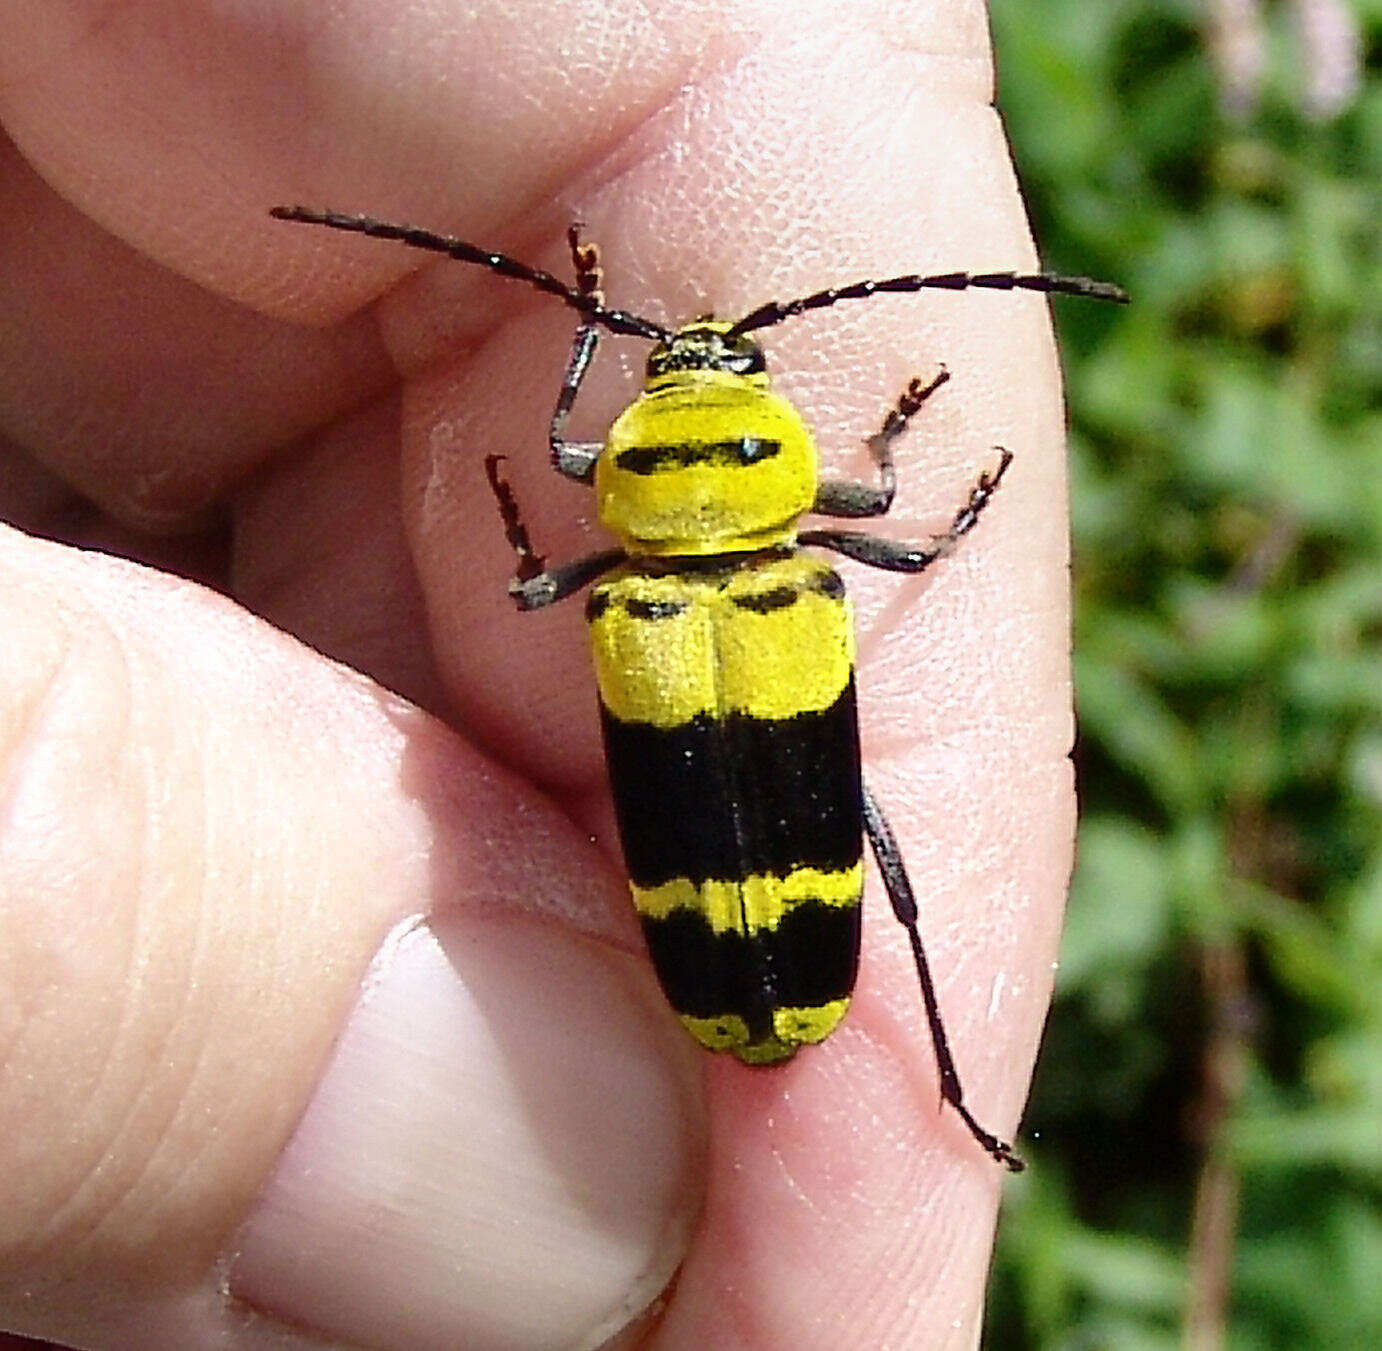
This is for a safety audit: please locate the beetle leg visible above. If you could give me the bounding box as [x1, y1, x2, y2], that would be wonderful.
[861, 784, 1024, 1172]
[811, 367, 950, 518]
[549, 225, 606, 483]
[484, 454, 546, 581]
[801, 446, 1011, 572]
[483, 454, 623, 609]
[508, 549, 626, 611]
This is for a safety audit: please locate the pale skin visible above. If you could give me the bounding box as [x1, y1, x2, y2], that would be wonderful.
[0, 2, 1077, 1348]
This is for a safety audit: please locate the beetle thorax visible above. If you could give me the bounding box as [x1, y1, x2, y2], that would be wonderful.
[593, 323, 816, 556]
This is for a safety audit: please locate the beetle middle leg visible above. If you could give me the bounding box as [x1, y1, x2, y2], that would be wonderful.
[800, 446, 1011, 574]
[483, 455, 624, 609]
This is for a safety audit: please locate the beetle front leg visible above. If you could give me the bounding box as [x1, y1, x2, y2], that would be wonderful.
[812, 367, 951, 518]
[548, 225, 606, 484]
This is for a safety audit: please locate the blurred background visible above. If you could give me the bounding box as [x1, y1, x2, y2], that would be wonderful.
[983, 1, 1382, 1346]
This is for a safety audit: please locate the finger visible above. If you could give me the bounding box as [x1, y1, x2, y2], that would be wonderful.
[0, 138, 389, 530]
[0, 525, 703, 1350]
[0, 0, 729, 531]
[0, 428, 239, 599]
[0, 0, 725, 312]
[230, 396, 448, 713]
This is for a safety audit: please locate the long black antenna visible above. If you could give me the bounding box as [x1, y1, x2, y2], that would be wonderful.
[270, 207, 673, 342]
[727, 268, 1129, 338]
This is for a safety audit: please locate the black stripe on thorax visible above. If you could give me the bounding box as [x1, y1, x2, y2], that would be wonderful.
[640, 898, 861, 1037]
[600, 681, 863, 888]
[613, 437, 781, 475]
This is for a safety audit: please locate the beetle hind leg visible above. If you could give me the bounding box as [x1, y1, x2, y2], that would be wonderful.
[861, 784, 1025, 1172]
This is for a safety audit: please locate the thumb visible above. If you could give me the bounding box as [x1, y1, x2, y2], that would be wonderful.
[0, 525, 704, 1351]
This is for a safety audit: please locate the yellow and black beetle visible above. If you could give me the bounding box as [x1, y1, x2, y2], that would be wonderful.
[272, 206, 1126, 1170]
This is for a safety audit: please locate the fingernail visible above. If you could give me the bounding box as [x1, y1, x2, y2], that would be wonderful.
[231, 913, 704, 1351]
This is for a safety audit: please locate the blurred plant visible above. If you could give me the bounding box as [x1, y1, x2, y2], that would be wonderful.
[1293, 0, 1364, 118]
[1206, 0, 1270, 116]
[983, 1, 1382, 1347]
[1204, 0, 1363, 119]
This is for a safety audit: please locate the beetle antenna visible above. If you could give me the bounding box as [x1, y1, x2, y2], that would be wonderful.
[726, 268, 1128, 338]
[270, 207, 674, 342]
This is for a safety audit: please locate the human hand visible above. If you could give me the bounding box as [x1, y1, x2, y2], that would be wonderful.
[0, 2, 1075, 1346]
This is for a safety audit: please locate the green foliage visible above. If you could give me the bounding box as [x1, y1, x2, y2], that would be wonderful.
[985, 1, 1382, 1346]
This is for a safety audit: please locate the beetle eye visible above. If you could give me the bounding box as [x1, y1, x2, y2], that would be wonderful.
[731, 342, 766, 375]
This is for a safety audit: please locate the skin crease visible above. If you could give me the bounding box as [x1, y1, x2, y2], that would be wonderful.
[0, 1, 1079, 1348]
